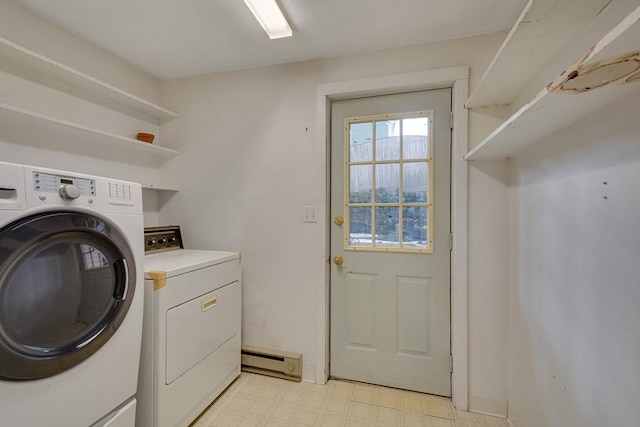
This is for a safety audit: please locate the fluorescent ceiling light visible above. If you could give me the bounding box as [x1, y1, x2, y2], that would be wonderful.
[244, 0, 292, 39]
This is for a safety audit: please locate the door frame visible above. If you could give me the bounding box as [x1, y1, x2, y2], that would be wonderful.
[316, 67, 469, 410]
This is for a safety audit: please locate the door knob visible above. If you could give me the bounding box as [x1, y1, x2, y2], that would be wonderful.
[334, 216, 344, 226]
[334, 255, 344, 266]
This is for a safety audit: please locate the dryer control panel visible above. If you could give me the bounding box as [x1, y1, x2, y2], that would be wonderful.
[144, 225, 183, 253]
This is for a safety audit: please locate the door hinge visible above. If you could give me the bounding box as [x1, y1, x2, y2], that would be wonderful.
[449, 232, 453, 251]
[450, 354, 453, 373]
[450, 111, 454, 129]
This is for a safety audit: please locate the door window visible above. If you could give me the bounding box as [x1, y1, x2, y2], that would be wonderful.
[345, 111, 433, 253]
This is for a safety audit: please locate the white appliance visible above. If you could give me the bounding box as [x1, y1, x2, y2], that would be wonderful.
[0, 162, 145, 427]
[137, 226, 241, 427]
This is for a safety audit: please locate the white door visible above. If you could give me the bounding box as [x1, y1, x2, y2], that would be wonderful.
[330, 88, 452, 396]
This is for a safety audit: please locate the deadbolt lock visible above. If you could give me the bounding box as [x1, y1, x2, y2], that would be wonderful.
[334, 216, 344, 226]
[334, 255, 344, 266]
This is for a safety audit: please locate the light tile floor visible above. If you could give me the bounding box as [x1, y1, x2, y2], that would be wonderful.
[191, 372, 509, 427]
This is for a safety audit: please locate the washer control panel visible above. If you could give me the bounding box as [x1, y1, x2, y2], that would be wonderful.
[33, 172, 95, 198]
[144, 225, 183, 253]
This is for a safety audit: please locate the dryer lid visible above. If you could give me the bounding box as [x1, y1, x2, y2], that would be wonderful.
[144, 249, 239, 278]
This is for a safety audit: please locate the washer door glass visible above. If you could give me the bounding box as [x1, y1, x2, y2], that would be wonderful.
[0, 211, 136, 380]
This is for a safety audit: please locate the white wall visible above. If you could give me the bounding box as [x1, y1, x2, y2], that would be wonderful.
[468, 160, 509, 415]
[159, 31, 511, 405]
[507, 93, 640, 427]
[0, 0, 159, 103]
[0, 0, 170, 226]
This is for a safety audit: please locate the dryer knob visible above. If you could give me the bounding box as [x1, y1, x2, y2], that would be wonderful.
[59, 184, 81, 200]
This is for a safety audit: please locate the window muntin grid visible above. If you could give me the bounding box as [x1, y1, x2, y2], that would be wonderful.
[344, 111, 434, 253]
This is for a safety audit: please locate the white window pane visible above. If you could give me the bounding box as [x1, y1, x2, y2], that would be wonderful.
[402, 207, 428, 248]
[349, 207, 372, 247]
[375, 163, 399, 203]
[403, 117, 429, 159]
[349, 164, 372, 203]
[402, 162, 428, 203]
[376, 120, 400, 161]
[350, 122, 372, 162]
[375, 207, 400, 247]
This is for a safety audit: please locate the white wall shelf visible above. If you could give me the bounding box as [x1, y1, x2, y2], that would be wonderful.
[141, 184, 180, 192]
[466, 0, 612, 109]
[465, 4, 640, 161]
[0, 103, 179, 168]
[0, 37, 178, 124]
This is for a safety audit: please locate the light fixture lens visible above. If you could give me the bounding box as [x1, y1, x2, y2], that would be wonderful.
[244, 0, 292, 39]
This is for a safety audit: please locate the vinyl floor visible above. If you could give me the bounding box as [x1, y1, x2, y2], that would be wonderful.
[191, 372, 509, 427]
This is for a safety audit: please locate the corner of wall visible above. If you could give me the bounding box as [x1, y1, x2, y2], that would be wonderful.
[468, 394, 508, 418]
[302, 366, 316, 384]
[507, 401, 524, 427]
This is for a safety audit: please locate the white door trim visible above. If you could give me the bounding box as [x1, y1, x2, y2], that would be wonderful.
[316, 66, 469, 410]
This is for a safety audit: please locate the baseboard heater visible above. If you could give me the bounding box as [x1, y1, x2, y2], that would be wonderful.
[241, 345, 302, 382]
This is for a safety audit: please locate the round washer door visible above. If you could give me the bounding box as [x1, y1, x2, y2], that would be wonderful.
[0, 211, 136, 380]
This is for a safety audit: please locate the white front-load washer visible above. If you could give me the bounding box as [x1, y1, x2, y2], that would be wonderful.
[0, 162, 144, 427]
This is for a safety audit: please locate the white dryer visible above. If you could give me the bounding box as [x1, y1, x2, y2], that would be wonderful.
[0, 162, 144, 427]
[137, 226, 241, 427]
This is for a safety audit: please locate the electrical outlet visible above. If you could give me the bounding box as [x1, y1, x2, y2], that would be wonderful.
[303, 206, 318, 223]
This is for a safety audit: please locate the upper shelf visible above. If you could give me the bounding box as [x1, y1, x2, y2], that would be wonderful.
[0, 38, 178, 124]
[465, 5, 640, 161]
[141, 184, 179, 192]
[0, 103, 179, 168]
[466, 0, 612, 109]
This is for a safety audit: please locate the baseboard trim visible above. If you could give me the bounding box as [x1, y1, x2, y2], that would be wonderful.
[302, 366, 316, 383]
[468, 394, 508, 418]
[507, 401, 524, 427]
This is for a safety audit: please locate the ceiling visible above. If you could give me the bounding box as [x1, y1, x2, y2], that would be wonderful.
[15, 0, 527, 80]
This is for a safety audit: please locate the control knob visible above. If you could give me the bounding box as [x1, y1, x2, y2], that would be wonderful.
[59, 184, 81, 201]
[158, 238, 168, 244]
[168, 237, 176, 243]
[147, 239, 157, 246]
